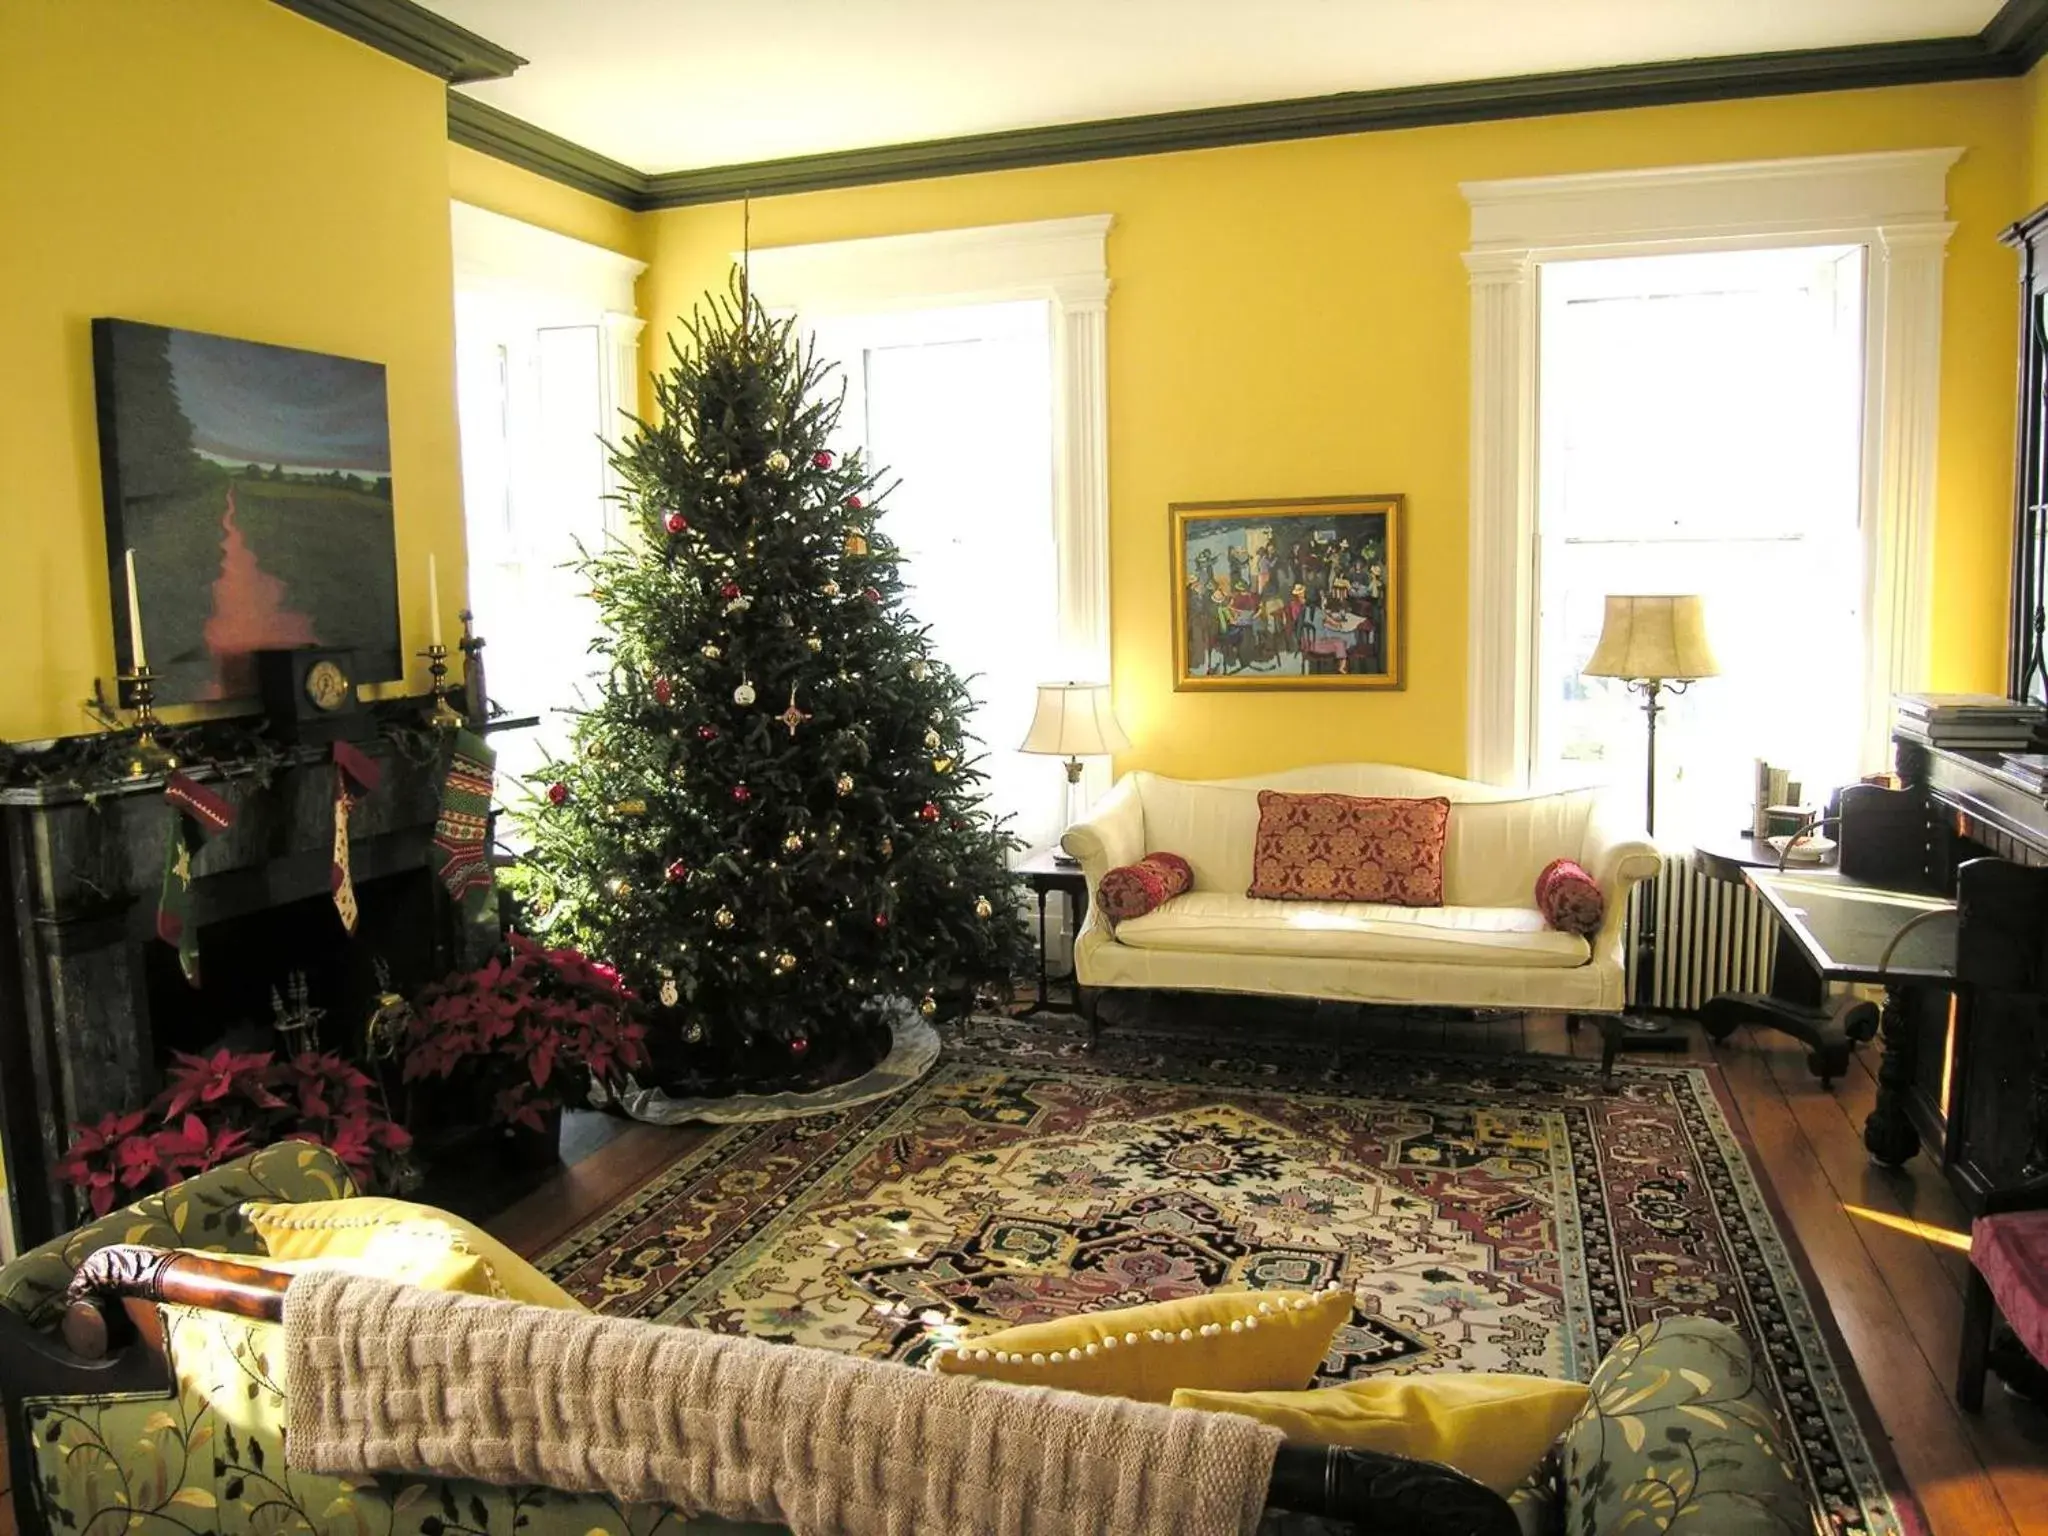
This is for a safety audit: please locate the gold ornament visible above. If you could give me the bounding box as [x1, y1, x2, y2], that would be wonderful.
[836, 772, 854, 796]
[777, 685, 811, 737]
[974, 896, 993, 920]
[714, 906, 736, 929]
[821, 579, 842, 598]
[782, 831, 804, 854]
[608, 875, 634, 898]
[909, 658, 931, 681]
[933, 756, 954, 774]
[719, 469, 747, 487]
[733, 678, 757, 706]
[774, 951, 797, 974]
[924, 728, 942, 750]
[844, 531, 869, 556]
[806, 635, 823, 652]
[919, 993, 938, 1018]
[611, 798, 648, 816]
[702, 643, 722, 659]
[725, 595, 752, 615]
[880, 835, 894, 857]
[765, 449, 791, 473]
[684, 1019, 705, 1043]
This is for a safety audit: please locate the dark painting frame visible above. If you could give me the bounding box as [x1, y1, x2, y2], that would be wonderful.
[92, 319, 402, 707]
[1171, 494, 1405, 691]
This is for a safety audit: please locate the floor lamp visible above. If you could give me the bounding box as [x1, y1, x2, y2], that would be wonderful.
[1583, 594, 1720, 1032]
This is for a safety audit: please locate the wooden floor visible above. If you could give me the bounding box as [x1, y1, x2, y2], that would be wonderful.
[486, 1005, 2048, 1536]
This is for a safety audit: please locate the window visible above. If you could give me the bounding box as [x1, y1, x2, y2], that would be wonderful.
[808, 302, 1063, 850]
[1533, 247, 1868, 838]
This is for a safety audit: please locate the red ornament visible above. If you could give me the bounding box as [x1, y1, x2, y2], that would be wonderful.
[653, 676, 673, 705]
[847, 494, 864, 510]
[790, 1034, 811, 1057]
[664, 511, 688, 535]
[919, 802, 941, 823]
[732, 783, 751, 803]
[864, 587, 882, 604]
[697, 724, 719, 740]
[874, 912, 890, 929]
[719, 580, 741, 600]
[813, 450, 835, 470]
[665, 858, 689, 884]
[547, 782, 568, 806]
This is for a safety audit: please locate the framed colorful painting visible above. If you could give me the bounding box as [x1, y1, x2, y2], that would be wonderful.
[1171, 494, 1404, 690]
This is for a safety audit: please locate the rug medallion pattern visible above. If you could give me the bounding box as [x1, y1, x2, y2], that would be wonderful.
[541, 1016, 1905, 1536]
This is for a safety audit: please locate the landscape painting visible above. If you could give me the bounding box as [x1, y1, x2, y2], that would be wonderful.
[1172, 495, 1404, 690]
[93, 319, 402, 705]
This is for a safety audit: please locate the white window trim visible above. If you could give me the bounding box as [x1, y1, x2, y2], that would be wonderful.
[451, 201, 648, 533]
[742, 216, 1114, 684]
[1460, 149, 1961, 787]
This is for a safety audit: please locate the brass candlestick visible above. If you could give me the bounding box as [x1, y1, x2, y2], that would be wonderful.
[421, 644, 464, 729]
[119, 667, 178, 778]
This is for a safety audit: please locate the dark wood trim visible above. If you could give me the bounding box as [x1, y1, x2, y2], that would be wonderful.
[437, 16, 2046, 211]
[269, 0, 523, 84]
[448, 95, 643, 208]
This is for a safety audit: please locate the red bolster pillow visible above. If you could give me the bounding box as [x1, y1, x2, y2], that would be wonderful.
[1098, 853, 1194, 925]
[1535, 857, 1605, 937]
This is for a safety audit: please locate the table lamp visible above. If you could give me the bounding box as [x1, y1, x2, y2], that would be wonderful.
[1582, 594, 1720, 837]
[1020, 681, 1130, 863]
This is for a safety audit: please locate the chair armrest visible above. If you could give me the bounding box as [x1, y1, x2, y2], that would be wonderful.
[1578, 806, 1660, 906]
[1561, 1316, 1809, 1535]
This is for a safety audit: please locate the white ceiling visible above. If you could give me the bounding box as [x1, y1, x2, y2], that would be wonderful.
[428, 0, 2001, 175]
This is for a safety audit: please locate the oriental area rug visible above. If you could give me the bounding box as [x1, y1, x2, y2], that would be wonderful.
[538, 1012, 1910, 1536]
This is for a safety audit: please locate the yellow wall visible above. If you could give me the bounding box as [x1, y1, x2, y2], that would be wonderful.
[448, 143, 646, 260]
[0, 0, 466, 741]
[640, 80, 2024, 781]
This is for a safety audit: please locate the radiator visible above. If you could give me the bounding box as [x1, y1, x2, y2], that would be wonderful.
[1625, 854, 1778, 1012]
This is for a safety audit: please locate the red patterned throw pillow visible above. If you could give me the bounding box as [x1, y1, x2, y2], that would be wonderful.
[1246, 792, 1450, 906]
[1535, 857, 1605, 936]
[1098, 853, 1194, 924]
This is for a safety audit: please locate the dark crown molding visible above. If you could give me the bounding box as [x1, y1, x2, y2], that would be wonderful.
[448, 95, 643, 207]
[286, 0, 2048, 209]
[271, 0, 523, 84]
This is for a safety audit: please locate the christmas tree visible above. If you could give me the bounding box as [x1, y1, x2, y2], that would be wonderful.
[515, 276, 1028, 1092]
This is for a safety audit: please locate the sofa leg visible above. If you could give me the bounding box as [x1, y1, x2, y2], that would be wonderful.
[1958, 1264, 1995, 1412]
[1081, 987, 1102, 1051]
[1565, 1014, 1581, 1034]
[1596, 1015, 1620, 1088]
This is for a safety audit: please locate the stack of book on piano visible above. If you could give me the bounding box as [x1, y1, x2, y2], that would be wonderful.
[1894, 692, 2045, 749]
[2000, 752, 2048, 792]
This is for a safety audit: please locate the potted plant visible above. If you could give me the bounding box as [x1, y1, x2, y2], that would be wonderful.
[55, 1047, 413, 1215]
[401, 934, 647, 1167]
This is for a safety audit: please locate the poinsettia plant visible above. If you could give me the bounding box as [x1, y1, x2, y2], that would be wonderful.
[56, 1047, 412, 1215]
[402, 934, 647, 1131]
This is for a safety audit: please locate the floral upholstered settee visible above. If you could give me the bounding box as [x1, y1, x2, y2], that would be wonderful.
[1, 1146, 1812, 1536]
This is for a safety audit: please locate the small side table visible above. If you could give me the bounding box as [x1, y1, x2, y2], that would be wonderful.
[1017, 846, 1089, 1018]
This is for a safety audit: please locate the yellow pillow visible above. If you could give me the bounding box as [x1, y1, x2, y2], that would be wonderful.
[1170, 1373, 1591, 1495]
[931, 1288, 1352, 1403]
[242, 1197, 584, 1311]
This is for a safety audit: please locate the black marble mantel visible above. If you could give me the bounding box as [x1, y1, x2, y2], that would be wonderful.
[0, 736, 448, 1248]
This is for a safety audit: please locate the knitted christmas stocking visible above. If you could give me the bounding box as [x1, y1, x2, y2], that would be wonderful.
[434, 728, 497, 925]
[157, 773, 236, 985]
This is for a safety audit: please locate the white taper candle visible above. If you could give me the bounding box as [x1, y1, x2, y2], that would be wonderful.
[428, 553, 443, 648]
[124, 548, 147, 670]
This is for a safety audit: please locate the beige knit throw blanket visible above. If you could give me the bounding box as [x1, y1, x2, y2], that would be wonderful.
[283, 1272, 1282, 1536]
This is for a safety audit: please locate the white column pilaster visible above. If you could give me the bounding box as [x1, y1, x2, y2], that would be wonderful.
[1050, 281, 1111, 681]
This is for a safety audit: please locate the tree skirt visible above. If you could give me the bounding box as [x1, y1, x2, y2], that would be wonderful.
[540, 1012, 1914, 1536]
[603, 1001, 939, 1124]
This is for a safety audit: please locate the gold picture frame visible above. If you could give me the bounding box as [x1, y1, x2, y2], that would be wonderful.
[1171, 494, 1404, 691]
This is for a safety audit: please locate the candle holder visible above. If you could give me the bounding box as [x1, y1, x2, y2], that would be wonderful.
[421, 644, 464, 730]
[118, 667, 179, 779]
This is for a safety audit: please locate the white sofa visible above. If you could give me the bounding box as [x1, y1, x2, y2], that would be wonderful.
[1060, 763, 1660, 1023]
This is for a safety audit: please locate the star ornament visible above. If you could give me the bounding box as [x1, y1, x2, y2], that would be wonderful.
[777, 686, 812, 738]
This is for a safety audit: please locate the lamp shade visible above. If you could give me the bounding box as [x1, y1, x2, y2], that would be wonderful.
[1582, 595, 1720, 682]
[1019, 682, 1130, 757]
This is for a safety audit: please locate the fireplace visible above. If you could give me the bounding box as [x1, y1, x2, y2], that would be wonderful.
[0, 736, 467, 1249]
